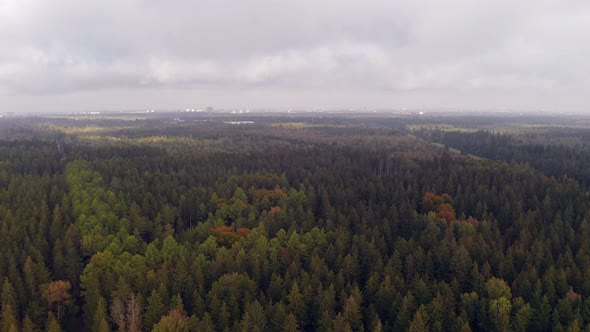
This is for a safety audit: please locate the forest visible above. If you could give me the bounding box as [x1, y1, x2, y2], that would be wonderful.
[0, 111, 589, 331]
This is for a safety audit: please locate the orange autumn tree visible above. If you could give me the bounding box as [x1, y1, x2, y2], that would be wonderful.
[422, 192, 456, 222]
[436, 203, 457, 222]
[42, 280, 72, 321]
[212, 226, 252, 247]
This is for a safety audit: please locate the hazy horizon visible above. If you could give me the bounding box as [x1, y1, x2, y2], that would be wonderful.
[1, 1, 590, 113]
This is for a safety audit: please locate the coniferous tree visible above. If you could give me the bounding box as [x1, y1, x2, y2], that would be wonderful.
[144, 290, 166, 331]
[92, 297, 108, 332]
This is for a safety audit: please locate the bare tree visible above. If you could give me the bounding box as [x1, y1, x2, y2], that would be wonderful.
[126, 293, 142, 332]
[110, 297, 126, 331]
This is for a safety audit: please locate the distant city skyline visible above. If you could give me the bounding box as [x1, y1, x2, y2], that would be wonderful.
[1, 1, 590, 113]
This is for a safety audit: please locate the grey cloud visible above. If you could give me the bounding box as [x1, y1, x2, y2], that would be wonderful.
[1, 0, 590, 111]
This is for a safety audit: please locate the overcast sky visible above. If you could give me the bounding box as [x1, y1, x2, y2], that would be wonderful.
[1, 0, 589, 113]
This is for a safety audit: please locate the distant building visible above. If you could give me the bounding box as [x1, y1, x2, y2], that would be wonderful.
[206, 106, 214, 112]
[224, 121, 254, 125]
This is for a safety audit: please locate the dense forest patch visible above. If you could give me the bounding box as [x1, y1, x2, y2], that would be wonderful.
[0, 114, 589, 331]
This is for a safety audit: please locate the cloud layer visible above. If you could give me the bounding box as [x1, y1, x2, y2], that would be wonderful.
[1, 0, 589, 112]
